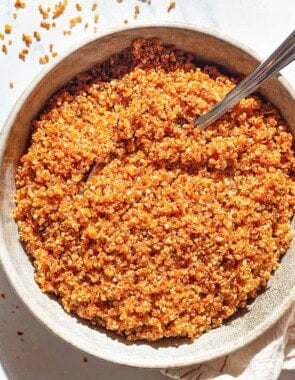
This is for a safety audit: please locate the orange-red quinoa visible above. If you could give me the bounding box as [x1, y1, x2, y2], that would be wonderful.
[14, 39, 295, 341]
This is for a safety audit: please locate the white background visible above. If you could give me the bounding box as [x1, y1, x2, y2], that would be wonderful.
[0, 1, 295, 379]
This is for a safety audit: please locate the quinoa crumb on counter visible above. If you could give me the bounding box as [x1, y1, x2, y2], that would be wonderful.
[22, 33, 32, 47]
[134, 5, 140, 19]
[53, 0, 68, 19]
[14, 0, 26, 10]
[14, 39, 295, 342]
[70, 16, 82, 28]
[39, 54, 49, 64]
[167, 1, 176, 12]
[94, 13, 99, 23]
[92, 3, 98, 11]
[38, 5, 50, 20]
[2, 44, 8, 54]
[18, 48, 28, 60]
[33, 31, 41, 41]
[40, 21, 51, 30]
[76, 3, 82, 12]
[4, 24, 12, 34]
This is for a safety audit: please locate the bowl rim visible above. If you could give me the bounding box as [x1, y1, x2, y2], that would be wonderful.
[1, 22, 295, 368]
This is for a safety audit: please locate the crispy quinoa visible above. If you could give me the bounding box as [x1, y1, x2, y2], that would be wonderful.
[14, 39, 295, 341]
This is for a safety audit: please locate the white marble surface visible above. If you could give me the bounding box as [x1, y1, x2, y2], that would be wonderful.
[0, 1, 294, 379]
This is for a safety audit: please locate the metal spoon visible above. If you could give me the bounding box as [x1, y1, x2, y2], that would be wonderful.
[196, 30, 295, 130]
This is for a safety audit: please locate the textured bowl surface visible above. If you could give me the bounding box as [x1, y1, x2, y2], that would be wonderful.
[0, 24, 295, 368]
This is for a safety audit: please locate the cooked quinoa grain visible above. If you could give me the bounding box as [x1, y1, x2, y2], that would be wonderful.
[14, 39, 295, 341]
[39, 54, 49, 65]
[70, 16, 82, 28]
[2, 44, 8, 54]
[53, 0, 68, 19]
[40, 21, 51, 30]
[14, 0, 26, 9]
[167, 1, 176, 12]
[33, 31, 41, 41]
[22, 33, 32, 47]
[4, 24, 12, 34]
[18, 48, 28, 60]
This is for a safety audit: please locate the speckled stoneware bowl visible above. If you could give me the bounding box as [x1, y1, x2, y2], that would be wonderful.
[0, 24, 295, 368]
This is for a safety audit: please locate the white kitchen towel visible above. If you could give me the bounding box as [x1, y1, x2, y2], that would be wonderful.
[162, 304, 295, 380]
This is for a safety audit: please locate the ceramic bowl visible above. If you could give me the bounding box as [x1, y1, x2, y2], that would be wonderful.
[0, 24, 295, 368]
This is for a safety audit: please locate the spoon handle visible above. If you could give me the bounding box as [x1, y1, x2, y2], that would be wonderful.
[196, 30, 295, 130]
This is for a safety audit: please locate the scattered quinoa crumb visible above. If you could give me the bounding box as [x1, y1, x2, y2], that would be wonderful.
[38, 5, 49, 19]
[14, 0, 26, 9]
[14, 39, 295, 342]
[40, 21, 51, 30]
[52, 22, 56, 28]
[9, 81, 14, 89]
[117, 0, 123, 3]
[134, 5, 140, 19]
[22, 34, 32, 47]
[91, 3, 98, 11]
[49, 43, 54, 52]
[18, 48, 28, 60]
[94, 13, 99, 23]
[84, 22, 89, 30]
[13, 12, 17, 19]
[4, 24, 12, 34]
[2, 44, 8, 54]
[33, 31, 41, 41]
[167, 1, 176, 12]
[53, 0, 68, 19]
[52, 51, 58, 58]
[39, 54, 49, 64]
[63, 30, 71, 36]
[70, 16, 82, 28]
[8, 40, 12, 45]
[124, 19, 128, 24]
[76, 3, 82, 11]
[0, 33, 4, 40]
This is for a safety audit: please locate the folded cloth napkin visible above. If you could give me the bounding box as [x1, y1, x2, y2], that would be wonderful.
[161, 303, 295, 380]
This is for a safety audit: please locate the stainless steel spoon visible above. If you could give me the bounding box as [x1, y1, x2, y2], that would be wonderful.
[196, 30, 295, 130]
